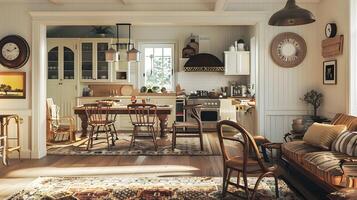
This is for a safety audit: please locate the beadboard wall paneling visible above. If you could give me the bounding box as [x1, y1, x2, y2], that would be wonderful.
[260, 4, 320, 141]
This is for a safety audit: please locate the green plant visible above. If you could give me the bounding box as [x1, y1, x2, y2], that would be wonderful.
[301, 90, 323, 117]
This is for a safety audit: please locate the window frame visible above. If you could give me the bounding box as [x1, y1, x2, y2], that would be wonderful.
[138, 41, 176, 91]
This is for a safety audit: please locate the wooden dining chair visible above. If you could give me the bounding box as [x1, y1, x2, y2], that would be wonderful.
[216, 120, 279, 199]
[127, 103, 158, 151]
[84, 102, 115, 150]
[172, 104, 203, 151]
[96, 100, 120, 141]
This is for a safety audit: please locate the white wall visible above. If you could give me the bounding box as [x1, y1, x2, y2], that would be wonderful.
[316, 0, 350, 118]
[130, 25, 251, 91]
[0, 3, 33, 158]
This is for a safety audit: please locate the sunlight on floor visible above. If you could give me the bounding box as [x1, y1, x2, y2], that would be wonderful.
[5, 165, 200, 178]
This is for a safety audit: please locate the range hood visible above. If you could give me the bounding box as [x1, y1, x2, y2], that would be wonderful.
[184, 53, 224, 72]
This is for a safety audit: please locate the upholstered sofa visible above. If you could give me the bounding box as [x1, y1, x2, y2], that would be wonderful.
[281, 113, 357, 193]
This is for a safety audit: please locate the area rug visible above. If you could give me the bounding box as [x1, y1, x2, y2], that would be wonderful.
[8, 176, 301, 200]
[47, 133, 221, 156]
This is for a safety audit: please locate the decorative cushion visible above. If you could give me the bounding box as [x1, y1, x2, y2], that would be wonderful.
[332, 131, 357, 156]
[303, 123, 347, 150]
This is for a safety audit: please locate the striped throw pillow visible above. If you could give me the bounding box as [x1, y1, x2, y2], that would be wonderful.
[332, 131, 357, 156]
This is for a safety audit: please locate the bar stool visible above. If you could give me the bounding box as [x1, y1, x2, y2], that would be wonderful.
[0, 114, 21, 164]
[0, 135, 6, 165]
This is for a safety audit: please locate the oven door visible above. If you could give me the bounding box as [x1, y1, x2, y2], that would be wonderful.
[200, 108, 220, 131]
[200, 108, 219, 122]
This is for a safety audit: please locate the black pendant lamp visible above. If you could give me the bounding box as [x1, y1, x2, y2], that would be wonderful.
[269, 0, 316, 26]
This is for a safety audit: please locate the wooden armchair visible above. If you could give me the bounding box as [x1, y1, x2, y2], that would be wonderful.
[46, 98, 75, 142]
[217, 120, 279, 199]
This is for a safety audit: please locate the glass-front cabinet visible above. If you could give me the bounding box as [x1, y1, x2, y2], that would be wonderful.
[79, 39, 111, 82]
[47, 39, 77, 81]
[47, 38, 131, 83]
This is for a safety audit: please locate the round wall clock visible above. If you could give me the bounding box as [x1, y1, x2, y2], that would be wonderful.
[0, 35, 30, 69]
[270, 32, 307, 68]
[325, 23, 337, 38]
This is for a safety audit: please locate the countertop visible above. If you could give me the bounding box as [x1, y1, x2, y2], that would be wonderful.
[78, 93, 177, 99]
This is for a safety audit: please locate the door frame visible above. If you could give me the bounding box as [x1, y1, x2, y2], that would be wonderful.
[31, 11, 267, 158]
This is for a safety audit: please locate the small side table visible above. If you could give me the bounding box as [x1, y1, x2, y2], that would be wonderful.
[284, 130, 306, 142]
[262, 143, 282, 163]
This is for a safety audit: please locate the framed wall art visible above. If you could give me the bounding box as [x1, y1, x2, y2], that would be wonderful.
[323, 60, 337, 85]
[0, 72, 26, 99]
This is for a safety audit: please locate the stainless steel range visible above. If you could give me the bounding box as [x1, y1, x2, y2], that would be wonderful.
[187, 98, 220, 131]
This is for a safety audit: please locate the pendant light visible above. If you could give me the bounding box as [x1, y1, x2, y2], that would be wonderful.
[268, 0, 316, 26]
[127, 24, 140, 62]
[105, 23, 120, 62]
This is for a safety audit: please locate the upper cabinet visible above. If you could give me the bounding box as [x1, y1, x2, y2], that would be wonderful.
[80, 39, 112, 82]
[224, 51, 250, 75]
[47, 38, 132, 83]
[47, 39, 78, 81]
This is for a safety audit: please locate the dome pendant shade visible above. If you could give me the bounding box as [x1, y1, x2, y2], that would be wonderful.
[269, 0, 316, 26]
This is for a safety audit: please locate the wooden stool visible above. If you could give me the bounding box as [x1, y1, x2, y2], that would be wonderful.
[0, 114, 22, 163]
[0, 135, 7, 165]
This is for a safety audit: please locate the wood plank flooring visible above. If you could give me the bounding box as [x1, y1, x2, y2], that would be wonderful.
[0, 132, 319, 199]
[0, 155, 223, 199]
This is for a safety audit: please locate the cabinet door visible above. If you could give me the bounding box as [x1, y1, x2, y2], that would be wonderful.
[63, 45, 76, 81]
[236, 52, 250, 75]
[224, 52, 237, 75]
[81, 42, 94, 80]
[47, 46, 60, 80]
[96, 42, 110, 81]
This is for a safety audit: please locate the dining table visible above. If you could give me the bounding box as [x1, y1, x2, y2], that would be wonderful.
[74, 104, 173, 138]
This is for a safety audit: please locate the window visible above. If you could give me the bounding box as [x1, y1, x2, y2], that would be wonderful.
[139, 43, 175, 90]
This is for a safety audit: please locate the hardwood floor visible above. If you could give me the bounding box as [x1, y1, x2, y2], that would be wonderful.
[0, 155, 223, 198]
[0, 131, 319, 199]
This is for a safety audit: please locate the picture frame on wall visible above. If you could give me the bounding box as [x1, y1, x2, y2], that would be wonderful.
[0, 72, 26, 99]
[323, 60, 337, 85]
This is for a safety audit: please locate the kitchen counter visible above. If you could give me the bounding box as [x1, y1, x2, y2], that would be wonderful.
[77, 93, 177, 99]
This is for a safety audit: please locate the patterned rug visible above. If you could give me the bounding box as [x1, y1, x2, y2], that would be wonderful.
[47, 132, 220, 156]
[8, 176, 301, 200]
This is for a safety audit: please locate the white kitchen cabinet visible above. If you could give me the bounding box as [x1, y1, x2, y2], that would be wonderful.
[224, 51, 250, 75]
[47, 39, 78, 117]
[79, 39, 113, 82]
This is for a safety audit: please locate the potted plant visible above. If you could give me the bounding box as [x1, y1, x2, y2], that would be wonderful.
[301, 90, 323, 122]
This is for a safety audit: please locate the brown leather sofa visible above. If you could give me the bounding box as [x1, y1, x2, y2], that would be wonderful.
[281, 113, 357, 193]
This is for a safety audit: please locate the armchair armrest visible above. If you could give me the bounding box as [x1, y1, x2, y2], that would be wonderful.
[339, 158, 357, 175]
